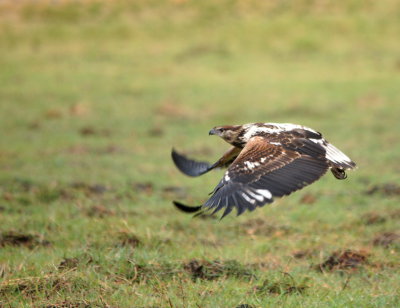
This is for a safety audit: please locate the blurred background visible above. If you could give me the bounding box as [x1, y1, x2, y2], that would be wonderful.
[1, 0, 399, 184]
[0, 0, 399, 306]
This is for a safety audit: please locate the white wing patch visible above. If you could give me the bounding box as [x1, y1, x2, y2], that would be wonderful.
[241, 188, 273, 205]
[242, 125, 273, 140]
[242, 122, 318, 140]
[310, 138, 354, 167]
[244, 160, 260, 170]
[271, 123, 319, 134]
[241, 192, 256, 204]
[256, 189, 272, 199]
[224, 172, 231, 182]
[265, 123, 318, 134]
[247, 190, 265, 202]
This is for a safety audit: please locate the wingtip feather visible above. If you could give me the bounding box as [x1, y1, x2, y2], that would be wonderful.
[173, 201, 202, 213]
[171, 149, 211, 177]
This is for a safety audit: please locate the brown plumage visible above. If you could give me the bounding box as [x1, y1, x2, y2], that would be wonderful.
[172, 122, 356, 218]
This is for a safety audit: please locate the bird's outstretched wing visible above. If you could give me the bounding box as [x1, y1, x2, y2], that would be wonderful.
[171, 147, 241, 177]
[278, 129, 356, 170]
[203, 136, 329, 218]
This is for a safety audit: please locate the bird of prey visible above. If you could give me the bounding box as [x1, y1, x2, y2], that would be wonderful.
[172, 123, 356, 219]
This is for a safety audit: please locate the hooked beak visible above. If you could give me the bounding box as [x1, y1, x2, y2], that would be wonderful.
[209, 128, 216, 136]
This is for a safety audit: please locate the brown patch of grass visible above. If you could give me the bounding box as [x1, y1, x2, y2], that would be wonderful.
[292, 249, 315, 259]
[67, 145, 122, 155]
[1, 181, 75, 204]
[71, 182, 108, 195]
[28, 121, 41, 130]
[45, 108, 63, 119]
[0, 232, 50, 249]
[127, 262, 179, 283]
[255, 274, 309, 295]
[240, 218, 292, 237]
[35, 186, 69, 203]
[366, 183, 400, 196]
[183, 259, 255, 281]
[80, 126, 99, 135]
[0, 274, 90, 300]
[79, 126, 111, 137]
[361, 212, 387, 225]
[389, 209, 400, 219]
[372, 232, 400, 248]
[316, 250, 369, 272]
[2, 181, 111, 205]
[199, 238, 222, 247]
[148, 126, 164, 137]
[118, 232, 142, 248]
[125, 259, 255, 283]
[86, 205, 115, 218]
[96, 145, 123, 154]
[132, 182, 154, 196]
[69, 103, 90, 117]
[2, 192, 13, 201]
[66, 145, 91, 155]
[299, 193, 317, 205]
[45, 300, 91, 308]
[58, 258, 79, 271]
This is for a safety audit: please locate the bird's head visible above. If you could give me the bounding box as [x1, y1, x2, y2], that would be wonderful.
[209, 125, 243, 145]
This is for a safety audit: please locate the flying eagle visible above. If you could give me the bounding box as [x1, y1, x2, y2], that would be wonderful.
[172, 123, 356, 219]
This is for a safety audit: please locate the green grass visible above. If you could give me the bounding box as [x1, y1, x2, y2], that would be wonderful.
[0, 1, 400, 307]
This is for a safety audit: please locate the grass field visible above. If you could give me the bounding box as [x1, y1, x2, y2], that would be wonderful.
[0, 1, 400, 307]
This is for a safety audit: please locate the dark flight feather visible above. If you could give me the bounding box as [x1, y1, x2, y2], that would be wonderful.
[173, 201, 202, 213]
[171, 149, 212, 177]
